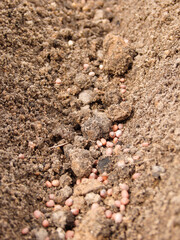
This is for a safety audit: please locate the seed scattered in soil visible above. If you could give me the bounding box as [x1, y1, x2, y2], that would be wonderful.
[118, 124, 124, 129]
[142, 142, 149, 147]
[106, 141, 114, 148]
[107, 188, 113, 196]
[33, 210, 43, 219]
[114, 200, 121, 208]
[65, 198, 73, 207]
[68, 40, 74, 46]
[55, 78, 61, 84]
[115, 130, 122, 138]
[71, 208, 79, 216]
[76, 179, 81, 185]
[21, 227, 29, 235]
[97, 140, 103, 148]
[100, 189, 107, 198]
[106, 148, 113, 156]
[18, 153, 25, 159]
[113, 137, 118, 144]
[91, 203, 99, 210]
[121, 190, 129, 198]
[89, 71, 95, 77]
[65, 230, 74, 239]
[105, 210, 112, 219]
[101, 138, 107, 146]
[121, 89, 126, 94]
[99, 64, 103, 70]
[109, 132, 116, 138]
[45, 181, 52, 188]
[114, 213, 123, 223]
[102, 172, 108, 181]
[49, 194, 55, 200]
[42, 219, 49, 228]
[83, 63, 89, 70]
[89, 173, 97, 179]
[121, 198, 130, 205]
[132, 173, 141, 180]
[120, 205, 126, 212]
[119, 183, 129, 191]
[52, 180, 60, 187]
[92, 168, 98, 174]
[46, 200, 55, 208]
[113, 124, 118, 132]
[120, 84, 126, 89]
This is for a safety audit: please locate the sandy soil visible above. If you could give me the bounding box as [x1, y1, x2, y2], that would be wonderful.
[0, 0, 180, 239]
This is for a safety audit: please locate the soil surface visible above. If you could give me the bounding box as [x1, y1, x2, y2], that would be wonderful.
[0, 0, 180, 240]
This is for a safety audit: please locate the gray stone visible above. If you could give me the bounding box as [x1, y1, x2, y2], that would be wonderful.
[55, 185, 72, 204]
[32, 228, 48, 240]
[79, 90, 95, 105]
[74, 179, 104, 196]
[51, 210, 75, 229]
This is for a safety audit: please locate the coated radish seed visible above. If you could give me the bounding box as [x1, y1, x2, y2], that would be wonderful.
[116, 130, 122, 138]
[100, 189, 107, 198]
[109, 132, 116, 138]
[49, 194, 55, 200]
[71, 208, 79, 216]
[97, 140, 102, 148]
[103, 180, 108, 185]
[119, 183, 129, 191]
[114, 213, 123, 223]
[97, 176, 103, 182]
[132, 173, 141, 180]
[55, 78, 61, 84]
[65, 198, 73, 207]
[83, 63, 89, 70]
[113, 124, 118, 132]
[102, 172, 108, 181]
[120, 78, 125, 82]
[68, 40, 74, 46]
[89, 173, 97, 179]
[121, 198, 129, 205]
[106, 141, 114, 148]
[113, 137, 118, 144]
[91, 203, 99, 210]
[105, 210, 112, 219]
[101, 138, 107, 146]
[89, 71, 95, 77]
[118, 124, 123, 129]
[92, 168, 98, 174]
[121, 190, 129, 198]
[121, 89, 126, 94]
[45, 181, 52, 188]
[18, 153, 25, 159]
[53, 205, 62, 211]
[106, 148, 113, 156]
[46, 200, 55, 208]
[52, 180, 60, 187]
[65, 230, 74, 239]
[120, 205, 126, 212]
[107, 188, 113, 196]
[120, 84, 126, 89]
[42, 219, 49, 228]
[34, 210, 43, 219]
[142, 142, 149, 147]
[114, 200, 121, 208]
[21, 227, 29, 235]
[99, 64, 103, 70]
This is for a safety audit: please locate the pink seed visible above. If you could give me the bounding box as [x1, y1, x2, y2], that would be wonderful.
[55, 78, 61, 84]
[119, 183, 129, 191]
[120, 205, 126, 212]
[28, 141, 35, 149]
[65, 230, 74, 239]
[21, 227, 29, 235]
[97, 140, 103, 148]
[45, 181, 52, 188]
[92, 168, 98, 174]
[133, 155, 140, 160]
[113, 124, 118, 132]
[121, 190, 129, 198]
[65, 198, 73, 207]
[113, 137, 118, 144]
[100, 189, 107, 198]
[120, 84, 126, 89]
[114, 213, 123, 223]
[142, 142, 149, 147]
[71, 208, 79, 216]
[106, 141, 114, 148]
[103, 180, 108, 185]
[132, 173, 141, 180]
[109, 132, 116, 138]
[107, 188, 113, 196]
[97, 176, 103, 182]
[46, 200, 55, 208]
[120, 78, 125, 83]
[105, 210, 112, 219]
[52, 180, 60, 187]
[100, 138, 107, 146]
[121, 89, 126, 94]
[89, 173, 97, 179]
[114, 200, 121, 208]
[89, 71, 95, 77]
[19, 153, 25, 159]
[76, 179, 81, 185]
[49, 194, 55, 200]
[91, 203, 99, 210]
[115, 130, 122, 138]
[42, 219, 49, 228]
[118, 124, 123, 129]
[106, 148, 113, 156]
[121, 198, 129, 205]
[83, 63, 89, 70]
[33, 210, 43, 219]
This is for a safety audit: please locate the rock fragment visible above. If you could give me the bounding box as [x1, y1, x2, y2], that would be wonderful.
[55, 186, 72, 204]
[32, 228, 48, 240]
[51, 210, 75, 229]
[85, 193, 101, 205]
[79, 90, 95, 105]
[106, 102, 132, 122]
[103, 33, 136, 75]
[74, 179, 104, 196]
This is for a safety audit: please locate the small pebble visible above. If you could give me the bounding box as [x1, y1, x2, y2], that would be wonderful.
[115, 130, 122, 138]
[89, 173, 97, 179]
[100, 189, 107, 198]
[52, 180, 60, 187]
[106, 148, 113, 156]
[91, 203, 99, 210]
[114, 200, 121, 208]
[97, 140, 103, 148]
[45, 181, 52, 188]
[89, 71, 95, 77]
[114, 213, 123, 223]
[121, 190, 129, 198]
[105, 210, 112, 219]
[19, 153, 25, 159]
[107, 188, 113, 196]
[46, 200, 55, 208]
[120, 205, 126, 212]
[68, 40, 74, 46]
[49, 194, 55, 200]
[65, 230, 74, 239]
[28, 141, 36, 149]
[109, 132, 116, 138]
[71, 208, 79, 216]
[65, 198, 73, 207]
[106, 141, 114, 148]
[132, 173, 141, 180]
[34, 210, 43, 219]
[142, 142, 149, 147]
[21, 227, 29, 235]
[99, 64, 103, 70]
[42, 220, 49, 228]
[83, 63, 89, 70]
[113, 124, 118, 132]
[101, 138, 107, 146]
[119, 183, 129, 191]
[55, 78, 61, 84]
[121, 89, 126, 94]
[121, 198, 129, 205]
